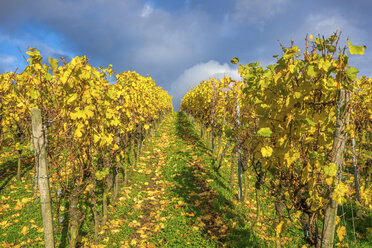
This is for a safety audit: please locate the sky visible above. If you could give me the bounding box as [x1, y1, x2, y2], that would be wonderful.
[0, 0, 371, 109]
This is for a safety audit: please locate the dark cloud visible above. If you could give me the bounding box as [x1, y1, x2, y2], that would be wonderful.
[0, 0, 371, 105]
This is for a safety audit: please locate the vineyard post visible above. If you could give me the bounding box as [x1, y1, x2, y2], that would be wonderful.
[130, 135, 135, 168]
[321, 89, 350, 248]
[351, 137, 360, 202]
[102, 156, 113, 225]
[124, 133, 129, 185]
[31, 108, 55, 248]
[113, 95, 123, 199]
[17, 149, 22, 181]
[236, 97, 243, 200]
[211, 82, 216, 154]
[0, 95, 2, 143]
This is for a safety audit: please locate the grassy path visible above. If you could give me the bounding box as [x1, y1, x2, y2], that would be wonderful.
[96, 112, 263, 247]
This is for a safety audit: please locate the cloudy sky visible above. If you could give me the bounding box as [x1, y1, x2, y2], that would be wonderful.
[0, 0, 371, 109]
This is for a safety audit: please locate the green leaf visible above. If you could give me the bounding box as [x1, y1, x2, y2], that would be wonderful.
[45, 73, 52, 81]
[315, 38, 323, 45]
[347, 41, 366, 55]
[230, 57, 239, 64]
[30, 89, 38, 100]
[249, 62, 260, 67]
[324, 163, 337, 177]
[264, 69, 273, 78]
[254, 98, 263, 104]
[346, 67, 359, 81]
[257, 127, 272, 137]
[48, 57, 58, 70]
[224, 126, 234, 137]
[95, 168, 109, 181]
[302, 118, 316, 127]
[307, 65, 317, 78]
[329, 45, 336, 53]
[323, 60, 332, 71]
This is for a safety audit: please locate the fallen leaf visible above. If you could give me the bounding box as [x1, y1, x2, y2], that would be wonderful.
[21, 226, 29, 235]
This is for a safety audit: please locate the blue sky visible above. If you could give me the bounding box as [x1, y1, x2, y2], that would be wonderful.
[0, 0, 371, 109]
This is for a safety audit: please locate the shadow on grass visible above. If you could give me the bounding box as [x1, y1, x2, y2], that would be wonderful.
[58, 199, 70, 248]
[340, 204, 372, 247]
[0, 155, 33, 193]
[169, 112, 266, 247]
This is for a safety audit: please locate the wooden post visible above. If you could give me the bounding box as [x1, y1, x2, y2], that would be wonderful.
[113, 96, 123, 200]
[351, 137, 360, 202]
[102, 155, 112, 225]
[31, 108, 55, 248]
[236, 98, 242, 201]
[211, 83, 215, 154]
[321, 90, 350, 248]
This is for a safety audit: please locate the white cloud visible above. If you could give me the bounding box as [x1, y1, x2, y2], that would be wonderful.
[170, 60, 240, 109]
[141, 4, 153, 18]
[0, 55, 17, 64]
[304, 14, 364, 43]
[233, 0, 289, 25]
[0, 54, 18, 73]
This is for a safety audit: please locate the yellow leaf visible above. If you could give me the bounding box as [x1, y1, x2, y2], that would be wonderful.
[21, 226, 29, 235]
[324, 162, 337, 177]
[337, 225, 346, 242]
[275, 221, 285, 237]
[332, 182, 348, 205]
[94, 134, 100, 143]
[261, 146, 273, 157]
[70, 109, 86, 120]
[284, 150, 300, 167]
[147, 242, 156, 248]
[325, 177, 333, 186]
[278, 137, 286, 146]
[336, 216, 341, 226]
[21, 197, 32, 204]
[67, 93, 78, 104]
[74, 128, 82, 138]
